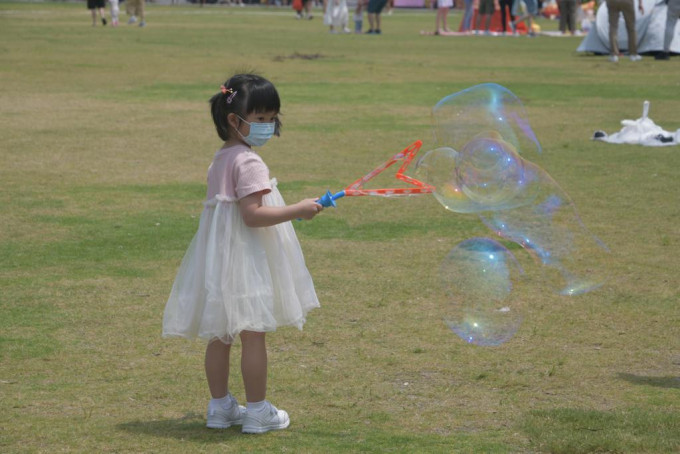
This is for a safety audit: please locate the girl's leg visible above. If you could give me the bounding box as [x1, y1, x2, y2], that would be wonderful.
[205, 339, 232, 399]
[240, 331, 268, 403]
[91, 9, 97, 25]
[443, 8, 449, 31]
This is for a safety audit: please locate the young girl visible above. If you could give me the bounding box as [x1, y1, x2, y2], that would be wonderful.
[163, 73, 322, 434]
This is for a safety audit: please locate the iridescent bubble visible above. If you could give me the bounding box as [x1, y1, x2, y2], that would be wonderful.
[479, 183, 609, 296]
[415, 132, 540, 213]
[431, 83, 542, 164]
[441, 238, 524, 346]
[413, 83, 608, 296]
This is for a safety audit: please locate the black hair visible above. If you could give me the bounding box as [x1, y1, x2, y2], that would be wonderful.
[210, 73, 282, 142]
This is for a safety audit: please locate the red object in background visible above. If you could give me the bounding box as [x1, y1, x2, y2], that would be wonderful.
[460, 7, 529, 34]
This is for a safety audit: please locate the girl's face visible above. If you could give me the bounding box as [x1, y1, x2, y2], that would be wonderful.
[229, 110, 278, 139]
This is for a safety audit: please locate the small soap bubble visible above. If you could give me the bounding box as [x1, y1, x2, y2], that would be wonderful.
[415, 133, 540, 214]
[441, 238, 524, 346]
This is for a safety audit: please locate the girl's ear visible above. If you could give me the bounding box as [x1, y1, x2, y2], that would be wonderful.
[227, 113, 240, 131]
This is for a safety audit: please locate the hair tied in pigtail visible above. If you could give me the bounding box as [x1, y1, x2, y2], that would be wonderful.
[220, 85, 237, 104]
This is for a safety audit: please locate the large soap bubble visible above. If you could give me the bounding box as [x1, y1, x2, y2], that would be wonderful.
[441, 238, 524, 346]
[431, 83, 542, 164]
[414, 83, 608, 296]
[479, 188, 609, 296]
[415, 132, 541, 213]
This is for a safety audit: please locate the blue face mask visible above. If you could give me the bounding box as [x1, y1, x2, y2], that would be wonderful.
[237, 116, 276, 147]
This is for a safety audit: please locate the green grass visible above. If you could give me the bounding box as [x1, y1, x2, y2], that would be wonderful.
[1, 2, 679, 452]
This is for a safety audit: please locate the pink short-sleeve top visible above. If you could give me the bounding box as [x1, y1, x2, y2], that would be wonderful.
[206, 144, 272, 201]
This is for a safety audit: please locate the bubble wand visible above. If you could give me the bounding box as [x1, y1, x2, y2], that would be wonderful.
[317, 140, 434, 207]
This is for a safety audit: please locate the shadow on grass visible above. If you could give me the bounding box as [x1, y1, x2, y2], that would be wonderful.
[617, 372, 680, 389]
[116, 412, 241, 441]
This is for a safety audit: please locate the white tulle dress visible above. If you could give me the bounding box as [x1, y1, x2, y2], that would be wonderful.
[162, 144, 320, 344]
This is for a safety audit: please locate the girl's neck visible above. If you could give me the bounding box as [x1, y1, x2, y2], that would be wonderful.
[223, 137, 250, 150]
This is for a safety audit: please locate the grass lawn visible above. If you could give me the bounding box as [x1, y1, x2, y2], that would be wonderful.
[1, 2, 679, 452]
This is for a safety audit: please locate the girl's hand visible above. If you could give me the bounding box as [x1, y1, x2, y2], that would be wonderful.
[296, 198, 323, 220]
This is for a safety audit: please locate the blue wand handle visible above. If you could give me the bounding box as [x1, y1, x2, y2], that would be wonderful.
[317, 190, 346, 208]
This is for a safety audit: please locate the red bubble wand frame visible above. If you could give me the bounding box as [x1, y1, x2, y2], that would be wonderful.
[317, 140, 434, 207]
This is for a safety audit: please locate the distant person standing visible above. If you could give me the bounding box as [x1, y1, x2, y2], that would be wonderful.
[655, 0, 679, 60]
[499, 0, 516, 34]
[606, 0, 643, 62]
[88, 0, 107, 26]
[127, 0, 146, 27]
[475, 0, 495, 34]
[558, 0, 577, 35]
[461, 0, 474, 32]
[109, 0, 120, 26]
[295, 0, 314, 19]
[324, 0, 350, 32]
[354, 0, 366, 33]
[434, 0, 453, 34]
[366, 0, 388, 33]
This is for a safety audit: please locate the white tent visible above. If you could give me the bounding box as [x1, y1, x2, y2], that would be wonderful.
[577, 0, 680, 54]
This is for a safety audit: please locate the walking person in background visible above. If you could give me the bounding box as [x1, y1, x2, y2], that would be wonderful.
[88, 0, 107, 26]
[510, 0, 539, 36]
[655, 0, 679, 60]
[606, 0, 643, 62]
[163, 73, 322, 434]
[127, 0, 146, 27]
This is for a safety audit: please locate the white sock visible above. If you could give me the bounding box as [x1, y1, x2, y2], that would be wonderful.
[210, 394, 234, 410]
[246, 400, 267, 412]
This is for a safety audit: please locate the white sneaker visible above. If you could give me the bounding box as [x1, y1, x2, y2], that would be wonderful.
[609, 55, 619, 63]
[206, 395, 246, 429]
[629, 54, 642, 62]
[242, 401, 290, 434]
